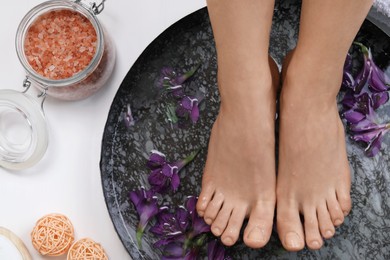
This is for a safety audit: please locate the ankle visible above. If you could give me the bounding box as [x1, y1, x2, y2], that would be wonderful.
[281, 53, 343, 109]
[219, 69, 274, 106]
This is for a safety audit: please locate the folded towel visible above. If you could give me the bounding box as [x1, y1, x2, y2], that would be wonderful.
[369, 0, 390, 36]
[373, 0, 390, 17]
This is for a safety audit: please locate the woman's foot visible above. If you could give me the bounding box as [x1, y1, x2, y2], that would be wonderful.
[196, 58, 279, 248]
[276, 51, 352, 251]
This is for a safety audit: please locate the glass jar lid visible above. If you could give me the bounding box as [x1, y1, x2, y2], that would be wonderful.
[0, 89, 48, 170]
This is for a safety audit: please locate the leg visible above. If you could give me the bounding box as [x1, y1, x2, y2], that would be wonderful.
[196, 0, 277, 248]
[277, 0, 373, 251]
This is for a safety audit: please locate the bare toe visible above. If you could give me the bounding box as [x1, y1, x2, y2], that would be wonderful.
[336, 184, 352, 216]
[196, 182, 215, 217]
[203, 191, 225, 225]
[317, 203, 335, 239]
[277, 203, 305, 251]
[303, 207, 323, 250]
[211, 204, 233, 237]
[243, 201, 274, 248]
[221, 206, 247, 246]
[327, 195, 345, 227]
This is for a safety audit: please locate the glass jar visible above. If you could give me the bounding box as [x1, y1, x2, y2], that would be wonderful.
[0, 0, 115, 170]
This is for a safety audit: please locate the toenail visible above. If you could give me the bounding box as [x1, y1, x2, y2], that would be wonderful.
[223, 237, 233, 245]
[343, 211, 349, 216]
[325, 230, 333, 238]
[247, 227, 265, 242]
[212, 227, 221, 235]
[334, 219, 342, 226]
[205, 218, 213, 224]
[310, 240, 321, 249]
[285, 232, 301, 249]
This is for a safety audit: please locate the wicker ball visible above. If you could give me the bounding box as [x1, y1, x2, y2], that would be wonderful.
[67, 238, 108, 260]
[31, 213, 75, 256]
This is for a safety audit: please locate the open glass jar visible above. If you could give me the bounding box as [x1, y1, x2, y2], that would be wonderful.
[0, 0, 115, 170]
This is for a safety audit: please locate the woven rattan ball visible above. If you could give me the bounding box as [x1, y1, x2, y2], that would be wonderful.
[31, 213, 74, 256]
[67, 238, 108, 260]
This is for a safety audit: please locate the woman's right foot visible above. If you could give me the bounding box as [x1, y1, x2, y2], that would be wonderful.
[196, 58, 279, 248]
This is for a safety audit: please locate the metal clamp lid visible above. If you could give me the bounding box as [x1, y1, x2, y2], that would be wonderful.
[74, 0, 106, 15]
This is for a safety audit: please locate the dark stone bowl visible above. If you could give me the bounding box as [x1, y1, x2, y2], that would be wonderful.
[100, 1, 390, 259]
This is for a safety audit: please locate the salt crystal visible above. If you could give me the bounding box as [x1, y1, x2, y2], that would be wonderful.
[24, 9, 97, 80]
[63, 55, 72, 62]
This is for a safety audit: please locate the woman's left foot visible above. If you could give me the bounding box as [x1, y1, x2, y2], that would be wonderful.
[276, 51, 352, 251]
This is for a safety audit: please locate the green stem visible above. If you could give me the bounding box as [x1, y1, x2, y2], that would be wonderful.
[166, 103, 179, 124]
[353, 42, 369, 56]
[183, 64, 201, 79]
[136, 225, 144, 249]
[180, 149, 200, 169]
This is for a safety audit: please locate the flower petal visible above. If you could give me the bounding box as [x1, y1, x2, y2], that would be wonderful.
[148, 169, 168, 192]
[365, 132, 384, 157]
[162, 164, 176, 177]
[349, 118, 379, 132]
[172, 87, 185, 98]
[129, 190, 142, 208]
[185, 196, 197, 215]
[369, 64, 390, 92]
[173, 65, 199, 85]
[352, 130, 379, 143]
[353, 59, 371, 94]
[343, 110, 365, 124]
[372, 92, 389, 110]
[162, 242, 185, 258]
[139, 203, 159, 227]
[147, 150, 166, 169]
[124, 104, 135, 128]
[175, 106, 188, 118]
[171, 172, 180, 192]
[181, 96, 193, 110]
[341, 91, 356, 109]
[176, 208, 190, 231]
[342, 71, 355, 89]
[344, 53, 352, 71]
[190, 104, 200, 124]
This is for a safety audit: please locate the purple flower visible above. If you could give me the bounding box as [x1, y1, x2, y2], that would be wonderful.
[207, 239, 231, 260]
[124, 104, 135, 128]
[158, 66, 199, 98]
[161, 243, 199, 260]
[349, 119, 389, 157]
[185, 196, 211, 238]
[353, 42, 390, 94]
[150, 207, 189, 247]
[342, 92, 372, 123]
[372, 91, 390, 110]
[176, 96, 201, 124]
[151, 197, 211, 259]
[147, 150, 199, 194]
[343, 94, 390, 157]
[341, 81, 389, 112]
[129, 187, 159, 248]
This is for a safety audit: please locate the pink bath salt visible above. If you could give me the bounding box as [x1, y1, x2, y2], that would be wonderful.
[24, 9, 97, 80]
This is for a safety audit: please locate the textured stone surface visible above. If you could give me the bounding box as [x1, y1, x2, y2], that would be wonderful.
[100, 1, 390, 259]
